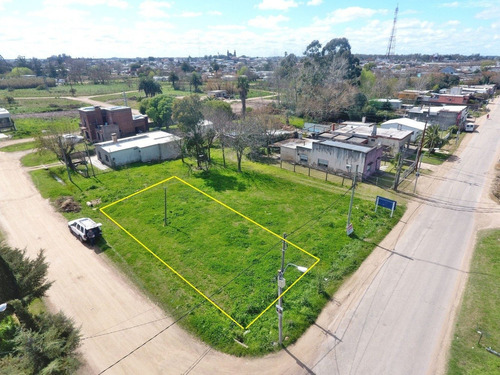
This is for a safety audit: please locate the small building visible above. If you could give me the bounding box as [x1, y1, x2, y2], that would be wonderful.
[276, 138, 382, 179]
[79, 105, 149, 143]
[380, 118, 427, 142]
[421, 93, 470, 106]
[407, 105, 468, 130]
[95, 131, 181, 168]
[397, 89, 430, 103]
[0, 108, 14, 131]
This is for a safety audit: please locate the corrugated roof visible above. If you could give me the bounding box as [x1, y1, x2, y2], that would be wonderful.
[96, 131, 181, 153]
[319, 140, 373, 153]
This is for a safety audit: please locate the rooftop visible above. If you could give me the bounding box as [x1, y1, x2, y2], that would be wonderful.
[96, 131, 181, 153]
[319, 140, 374, 154]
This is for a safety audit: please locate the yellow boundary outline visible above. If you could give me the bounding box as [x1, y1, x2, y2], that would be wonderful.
[100, 176, 320, 329]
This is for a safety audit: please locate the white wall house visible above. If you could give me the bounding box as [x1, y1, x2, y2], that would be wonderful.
[95, 131, 181, 168]
[380, 118, 427, 142]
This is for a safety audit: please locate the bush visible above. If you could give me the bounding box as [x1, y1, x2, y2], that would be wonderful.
[0, 77, 56, 90]
[36, 85, 45, 91]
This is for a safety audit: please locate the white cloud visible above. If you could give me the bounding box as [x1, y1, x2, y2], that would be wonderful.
[257, 0, 298, 11]
[207, 10, 222, 16]
[180, 11, 202, 18]
[313, 7, 385, 27]
[440, 2, 460, 7]
[248, 15, 289, 29]
[475, 6, 500, 20]
[0, 0, 12, 11]
[446, 20, 460, 26]
[44, 0, 128, 8]
[139, 1, 172, 18]
[208, 24, 246, 31]
[307, 0, 323, 6]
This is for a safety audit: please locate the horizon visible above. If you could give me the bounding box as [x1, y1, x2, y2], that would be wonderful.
[1, 0, 499, 60]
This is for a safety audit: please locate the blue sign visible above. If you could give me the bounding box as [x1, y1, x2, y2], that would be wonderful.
[375, 196, 397, 217]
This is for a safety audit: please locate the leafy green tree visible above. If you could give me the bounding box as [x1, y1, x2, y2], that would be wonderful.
[145, 94, 174, 130]
[0, 245, 52, 306]
[8, 67, 34, 77]
[138, 77, 162, 97]
[190, 72, 203, 93]
[169, 71, 179, 90]
[421, 124, 443, 154]
[172, 95, 206, 168]
[237, 76, 249, 118]
[13, 312, 81, 374]
[181, 61, 194, 73]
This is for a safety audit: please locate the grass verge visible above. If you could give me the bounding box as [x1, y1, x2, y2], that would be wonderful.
[30, 150, 405, 356]
[447, 229, 500, 375]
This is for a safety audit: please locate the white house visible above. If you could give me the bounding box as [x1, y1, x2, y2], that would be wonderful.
[277, 138, 383, 179]
[0, 108, 14, 131]
[380, 118, 427, 142]
[95, 131, 181, 168]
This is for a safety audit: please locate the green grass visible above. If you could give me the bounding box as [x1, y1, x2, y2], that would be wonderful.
[0, 141, 38, 152]
[2, 79, 140, 98]
[421, 151, 451, 165]
[21, 150, 59, 167]
[30, 150, 404, 356]
[9, 117, 79, 139]
[447, 229, 500, 375]
[4, 98, 87, 114]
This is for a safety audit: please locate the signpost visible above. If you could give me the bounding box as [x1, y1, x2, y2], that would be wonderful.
[346, 223, 354, 236]
[375, 196, 397, 217]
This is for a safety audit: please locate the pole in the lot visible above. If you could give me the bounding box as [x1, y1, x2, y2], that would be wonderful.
[164, 187, 167, 226]
[346, 165, 358, 235]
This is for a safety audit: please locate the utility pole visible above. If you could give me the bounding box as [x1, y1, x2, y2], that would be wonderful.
[346, 165, 358, 235]
[413, 108, 430, 193]
[278, 233, 287, 346]
[163, 187, 167, 226]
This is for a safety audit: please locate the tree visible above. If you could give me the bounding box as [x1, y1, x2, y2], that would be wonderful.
[8, 67, 34, 77]
[202, 99, 233, 166]
[138, 77, 162, 97]
[190, 72, 203, 92]
[228, 117, 262, 172]
[0, 245, 52, 307]
[88, 62, 111, 84]
[421, 124, 443, 153]
[237, 76, 250, 118]
[181, 61, 194, 73]
[36, 127, 80, 172]
[172, 95, 206, 168]
[211, 61, 220, 76]
[169, 71, 180, 90]
[67, 59, 88, 85]
[145, 94, 174, 130]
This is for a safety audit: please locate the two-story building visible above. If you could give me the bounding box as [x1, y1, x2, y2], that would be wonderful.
[78, 105, 149, 143]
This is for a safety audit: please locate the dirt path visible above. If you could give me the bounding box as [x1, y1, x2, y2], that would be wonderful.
[0, 99, 498, 374]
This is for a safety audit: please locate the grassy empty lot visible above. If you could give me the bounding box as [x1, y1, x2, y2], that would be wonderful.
[447, 229, 500, 375]
[31, 150, 404, 355]
[4, 98, 87, 114]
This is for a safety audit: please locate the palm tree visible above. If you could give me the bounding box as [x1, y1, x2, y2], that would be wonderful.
[422, 124, 443, 154]
[237, 75, 249, 118]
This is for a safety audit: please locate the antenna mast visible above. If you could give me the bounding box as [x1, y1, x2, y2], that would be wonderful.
[385, 4, 399, 61]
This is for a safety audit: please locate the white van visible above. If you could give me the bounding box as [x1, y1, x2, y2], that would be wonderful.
[465, 123, 474, 132]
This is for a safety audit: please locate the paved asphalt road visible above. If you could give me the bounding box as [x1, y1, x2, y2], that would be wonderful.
[312, 100, 500, 374]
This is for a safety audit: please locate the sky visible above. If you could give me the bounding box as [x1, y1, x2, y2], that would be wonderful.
[1, 0, 499, 59]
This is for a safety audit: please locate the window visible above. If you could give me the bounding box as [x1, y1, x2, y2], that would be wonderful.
[98, 151, 102, 160]
[105, 155, 109, 162]
[318, 159, 328, 167]
[367, 162, 373, 172]
[299, 154, 308, 162]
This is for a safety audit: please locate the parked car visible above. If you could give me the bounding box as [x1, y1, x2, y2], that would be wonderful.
[68, 218, 102, 244]
[465, 123, 474, 132]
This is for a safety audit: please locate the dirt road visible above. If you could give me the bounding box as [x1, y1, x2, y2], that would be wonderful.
[0, 99, 498, 374]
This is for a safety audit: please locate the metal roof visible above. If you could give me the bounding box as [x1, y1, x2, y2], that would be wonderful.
[96, 131, 181, 153]
[319, 140, 373, 153]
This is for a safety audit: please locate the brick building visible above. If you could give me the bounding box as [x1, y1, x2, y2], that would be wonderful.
[78, 106, 149, 142]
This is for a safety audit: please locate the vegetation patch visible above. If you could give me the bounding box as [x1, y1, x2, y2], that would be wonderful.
[447, 229, 500, 375]
[30, 151, 404, 355]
